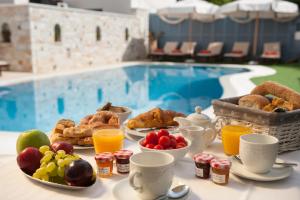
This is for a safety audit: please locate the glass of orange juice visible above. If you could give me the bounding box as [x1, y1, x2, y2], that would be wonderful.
[221, 125, 252, 156]
[92, 129, 124, 153]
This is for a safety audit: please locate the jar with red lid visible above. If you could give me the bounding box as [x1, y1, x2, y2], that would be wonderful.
[210, 158, 231, 185]
[114, 150, 133, 174]
[95, 152, 114, 178]
[193, 153, 215, 179]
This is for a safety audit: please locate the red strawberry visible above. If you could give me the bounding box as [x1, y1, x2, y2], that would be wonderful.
[154, 144, 163, 150]
[145, 144, 155, 149]
[176, 142, 187, 149]
[158, 136, 171, 148]
[146, 132, 158, 145]
[176, 136, 186, 144]
[141, 139, 147, 147]
[170, 138, 177, 149]
[157, 129, 169, 138]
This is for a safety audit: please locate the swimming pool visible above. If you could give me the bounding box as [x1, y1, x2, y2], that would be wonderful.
[0, 64, 248, 132]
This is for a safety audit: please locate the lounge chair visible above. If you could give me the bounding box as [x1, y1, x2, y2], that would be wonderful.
[0, 60, 10, 76]
[224, 42, 250, 62]
[0, 60, 9, 71]
[260, 42, 281, 63]
[149, 41, 178, 60]
[196, 42, 224, 62]
[167, 42, 197, 58]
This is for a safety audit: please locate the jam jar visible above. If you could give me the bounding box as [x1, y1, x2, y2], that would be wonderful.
[193, 153, 215, 179]
[210, 158, 231, 185]
[95, 152, 114, 178]
[114, 150, 133, 174]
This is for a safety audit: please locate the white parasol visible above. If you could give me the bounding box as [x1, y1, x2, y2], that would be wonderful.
[219, 0, 299, 57]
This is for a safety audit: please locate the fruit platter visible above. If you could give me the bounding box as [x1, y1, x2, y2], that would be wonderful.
[16, 130, 96, 190]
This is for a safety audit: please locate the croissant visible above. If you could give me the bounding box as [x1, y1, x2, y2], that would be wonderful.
[127, 108, 185, 129]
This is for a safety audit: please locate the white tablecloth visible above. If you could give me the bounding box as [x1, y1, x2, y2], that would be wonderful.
[0, 133, 300, 200]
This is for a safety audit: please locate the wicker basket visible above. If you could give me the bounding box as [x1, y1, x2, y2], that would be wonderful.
[212, 97, 300, 153]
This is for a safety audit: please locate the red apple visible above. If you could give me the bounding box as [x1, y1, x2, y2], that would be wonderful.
[51, 142, 74, 154]
[17, 147, 43, 175]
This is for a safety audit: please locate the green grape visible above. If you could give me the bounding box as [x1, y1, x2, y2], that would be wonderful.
[57, 150, 66, 157]
[57, 159, 65, 167]
[39, 145, 50, 154]
[46, 162, 56, 173]
[44, 151, 54, 157]
[35, 167, 47, 176]
[41, 174, 49, 181]
[41, 154, 53, 163]
[64, 157, 73, 166]
[49, 169, 58, 177]
[57, 166, 65, 177]
[32, 172, 40, 179]
[55, 154, 61, 160]
[40, 162, 47, 168]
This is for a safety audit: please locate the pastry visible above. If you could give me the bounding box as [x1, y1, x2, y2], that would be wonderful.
[77, 137, 93, 146]
[251, 81, 300, 109]
[238, 95, 270, 110]
[81, 111, 120, 129]
[50, 111, 120, 146]
[127, 108, 185, 129]
[54, 119, 75, 134]
[50, 132, 79, 145]
[97, 102, 127, 113]
[263, 97, 294, 112]
[62, 125, 93, 138]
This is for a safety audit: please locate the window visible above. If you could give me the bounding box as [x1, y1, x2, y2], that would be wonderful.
[125, 28, 129, 41]
[1, 23, 11, 43]
[54, 24, 61, 42]
[96, 26, 101, 41]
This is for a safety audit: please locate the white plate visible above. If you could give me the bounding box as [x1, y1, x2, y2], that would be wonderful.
[73, 145, 94, 150]
[22, 171, 96, 190]
[123, 123, 179, 138]
[230, 157, 293, 182]
[113, 177, 191, 200]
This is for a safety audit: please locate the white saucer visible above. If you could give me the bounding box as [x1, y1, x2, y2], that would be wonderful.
[230, 157, 293, 182]
[113, 177, 191, 200]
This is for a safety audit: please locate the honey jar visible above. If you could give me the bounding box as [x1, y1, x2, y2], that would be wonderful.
[210, 158, 231, 185]
[193, 153, 215, 179]
[95, 152, 114, 178]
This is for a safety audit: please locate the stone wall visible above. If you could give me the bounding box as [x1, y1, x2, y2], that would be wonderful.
[29, 4, 148, 73]
[0, 3, 148, 73]
[0, 5, 32, 72]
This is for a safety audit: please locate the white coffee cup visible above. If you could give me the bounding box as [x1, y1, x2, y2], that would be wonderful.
[129, 151, 174, 200]
[240, 134, 279, 174]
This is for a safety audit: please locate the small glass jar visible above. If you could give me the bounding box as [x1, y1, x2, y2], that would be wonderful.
[193, 153, 215, 179]
[95, 152, 114, 178]
[210, 158, 231, 185]
[114, 150, 133, 174]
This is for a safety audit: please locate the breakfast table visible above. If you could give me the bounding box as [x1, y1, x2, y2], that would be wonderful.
[0, 132, 300, 200]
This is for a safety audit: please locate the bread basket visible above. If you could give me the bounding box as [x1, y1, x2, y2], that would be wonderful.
[212, 96, 300, 153]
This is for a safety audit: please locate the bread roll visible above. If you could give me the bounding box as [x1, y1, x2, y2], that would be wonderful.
[238, 95, 270, 110]
[251, 81, 300, 109]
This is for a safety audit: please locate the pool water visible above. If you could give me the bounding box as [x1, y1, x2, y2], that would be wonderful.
[0, 64, 248, 132]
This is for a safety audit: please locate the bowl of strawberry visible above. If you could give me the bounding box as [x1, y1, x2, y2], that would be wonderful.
[139, 129, 190, 162]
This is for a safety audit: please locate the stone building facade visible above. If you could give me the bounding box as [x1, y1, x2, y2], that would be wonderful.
[0, 3, 149, 73]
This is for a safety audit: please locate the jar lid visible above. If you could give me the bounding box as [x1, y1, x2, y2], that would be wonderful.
[95, 152, 114, 162]
[210, 158, 231, 169]
[193, 153, 214, 164]
[114, 150, 133, 159]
